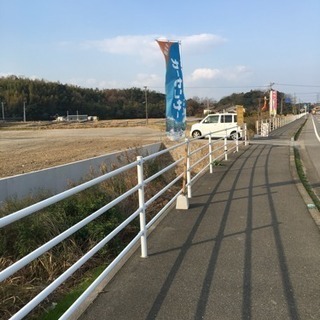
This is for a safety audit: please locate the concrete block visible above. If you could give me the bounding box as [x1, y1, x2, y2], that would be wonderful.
[176, 194, 189, 210]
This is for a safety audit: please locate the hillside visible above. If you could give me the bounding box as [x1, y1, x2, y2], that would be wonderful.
[0, 76, 295, 121]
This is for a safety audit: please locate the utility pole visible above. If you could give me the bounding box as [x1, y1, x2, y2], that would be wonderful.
[23, 98, 26, 122]
[258, 97, 261, 120]
[1, 101, 4, 121]
[0, 86, 4, 121]
[144, 86, 148, 125]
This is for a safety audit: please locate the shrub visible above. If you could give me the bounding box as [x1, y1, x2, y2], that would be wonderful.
[0, 150, 176, 319]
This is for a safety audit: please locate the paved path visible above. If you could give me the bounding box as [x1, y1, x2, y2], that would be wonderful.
[80, 117, 320, 320]
[298, 114, 320, 200]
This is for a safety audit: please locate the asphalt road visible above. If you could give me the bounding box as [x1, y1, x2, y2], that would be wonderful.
[298, 114, 320, 200]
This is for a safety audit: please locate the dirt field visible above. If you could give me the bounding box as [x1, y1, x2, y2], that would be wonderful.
[0, 120, 171, 178]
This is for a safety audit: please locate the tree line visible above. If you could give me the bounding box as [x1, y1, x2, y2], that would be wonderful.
[0, 75, 295, 121]
[0, 76, 166, 121]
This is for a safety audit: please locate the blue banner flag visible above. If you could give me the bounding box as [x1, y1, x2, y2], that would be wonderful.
[156, 40, 187, 141]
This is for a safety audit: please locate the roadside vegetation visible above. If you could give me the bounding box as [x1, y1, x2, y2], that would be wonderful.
[0, 152, 179, 319]
[1, 115, 313, 318]
[0, 75, 296, 121]
[294, 119, 320, 211]
[0, 75, 311, 319]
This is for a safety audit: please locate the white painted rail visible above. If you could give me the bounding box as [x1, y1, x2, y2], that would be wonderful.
[255, 112, 307, 136]
[0, 125, 247, 320]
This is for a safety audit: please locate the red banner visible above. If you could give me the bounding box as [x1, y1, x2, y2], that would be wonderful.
[269, 90, 277, 116]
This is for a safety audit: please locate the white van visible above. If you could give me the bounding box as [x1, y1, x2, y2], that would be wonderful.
[190, 113, 242, 139]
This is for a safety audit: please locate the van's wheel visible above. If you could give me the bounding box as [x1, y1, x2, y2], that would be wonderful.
[192, 130, 202, 138]
[230, 131, 239, 140]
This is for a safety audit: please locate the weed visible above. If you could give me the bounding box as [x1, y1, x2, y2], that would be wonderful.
[212, 160, 223, 166]
[0, 149, 177, 319]
[294, 147, 320, 210]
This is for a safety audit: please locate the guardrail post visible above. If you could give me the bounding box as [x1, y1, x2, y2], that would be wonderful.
[236, 130, 239, 152]
[186, 139, 192, 198]
[244, 123, 248, 146]
[176, 139, 190, 209]
[209, 135, 213, 174]
[224, 134, 228, 161]
[137, 156, 147, 258]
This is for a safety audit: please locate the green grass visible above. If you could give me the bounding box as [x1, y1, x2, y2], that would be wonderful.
[294, 118, 307, 141]
[39, 265, 107, 320]
[294, 147, 320, 211]
[292, 117, 320, 210]
[212, 160, 224, 166]
[0, 153, 176, 319]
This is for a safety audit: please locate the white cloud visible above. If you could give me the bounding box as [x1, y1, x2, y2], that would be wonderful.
[180, 33, 227, 54]
[81, 33, 226, 59]
[224, 65, 251, 81]
[188, 65, 251, 82]
[59, 34, 251, 94]
[131, 73, 163, 89]
[82, 35, 156, 56]
[189, 68, 221, 81]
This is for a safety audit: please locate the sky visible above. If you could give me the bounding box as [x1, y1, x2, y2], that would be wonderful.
[1, 0, 320, 103]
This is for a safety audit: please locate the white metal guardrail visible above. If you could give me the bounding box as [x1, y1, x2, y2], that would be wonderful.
[255, 112, 307, 136]
[0, 125, 247, 320]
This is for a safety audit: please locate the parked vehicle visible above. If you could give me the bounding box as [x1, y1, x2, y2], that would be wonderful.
[190, 113, 242, 139]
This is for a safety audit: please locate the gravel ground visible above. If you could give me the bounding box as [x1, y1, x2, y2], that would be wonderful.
[0, 122, 167, 178]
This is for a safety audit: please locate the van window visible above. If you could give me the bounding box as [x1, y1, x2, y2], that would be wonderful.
[221, 115, 233, 123]
[204, 115, 219, 124]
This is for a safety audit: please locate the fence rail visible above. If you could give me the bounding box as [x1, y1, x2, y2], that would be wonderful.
[255, 112, 307, 136]
[0, 125, 248, 320]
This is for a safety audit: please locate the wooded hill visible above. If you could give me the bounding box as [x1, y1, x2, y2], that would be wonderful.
[0, 76, 293, 121]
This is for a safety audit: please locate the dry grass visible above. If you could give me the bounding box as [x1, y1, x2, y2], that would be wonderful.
[0, 119, 239, 319]
[0, 118, 167, 130]
[0, 146, 183, 319]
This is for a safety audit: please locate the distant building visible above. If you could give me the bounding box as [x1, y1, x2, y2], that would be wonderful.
[55, 115, 99, 122]
[67, 114, 88, 122]
[88, 116, 99, 121]
[203, 109, 214, 115]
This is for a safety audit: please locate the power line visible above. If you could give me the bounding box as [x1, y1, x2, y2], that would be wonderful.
[292, 92, 319, 95]
[274, 83, 320, 88]
[149, 83, 320, 90]
[148, 85, 270, 90]
[185, 85, 270, 89]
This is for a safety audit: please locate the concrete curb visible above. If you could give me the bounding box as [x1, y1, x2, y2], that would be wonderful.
[70, 198, 176, 320]
[289, 141, 320, 229]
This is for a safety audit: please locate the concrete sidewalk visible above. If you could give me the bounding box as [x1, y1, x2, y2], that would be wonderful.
[80, 118, 320, 320]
